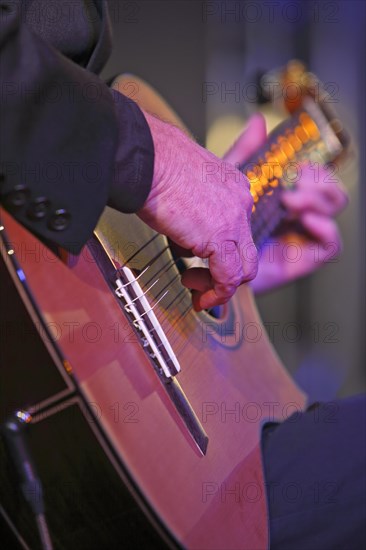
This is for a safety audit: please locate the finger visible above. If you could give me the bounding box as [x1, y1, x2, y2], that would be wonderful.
[192, 288, 232, 312]
[168, 239, 195, 258]
[281, 187, 346, 217]
[181, 267, 212, 292]
[181, 267, 230, 312]
[224, 113, 267, 166]
[181, 242, 242, 311]
[199, 241, 243, 311]
[296, 165, 349, 212]
[184, 241, 241, 311]
[181, 268, 214, 311]
[198, 238, 257, 311]
[300, 212, 342, 252]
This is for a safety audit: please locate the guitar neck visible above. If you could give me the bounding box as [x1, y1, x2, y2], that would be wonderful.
[243, 97, 349, 249]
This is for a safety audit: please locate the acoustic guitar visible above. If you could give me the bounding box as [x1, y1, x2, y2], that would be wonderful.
[0, 73, 347, 549]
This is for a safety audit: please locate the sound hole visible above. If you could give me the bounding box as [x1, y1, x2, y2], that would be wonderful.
[206, 304, 226, 319]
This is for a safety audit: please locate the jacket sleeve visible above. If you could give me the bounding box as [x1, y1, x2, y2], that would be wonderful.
[0, 1, 154, 253]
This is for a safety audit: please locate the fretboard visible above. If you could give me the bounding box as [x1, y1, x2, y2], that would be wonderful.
[240, 97, 347, 250]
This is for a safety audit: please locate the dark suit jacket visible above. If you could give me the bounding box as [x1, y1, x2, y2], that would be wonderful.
[0, 0, 154, 253]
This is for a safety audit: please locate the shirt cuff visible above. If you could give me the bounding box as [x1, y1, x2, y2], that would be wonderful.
[108, 89, 154, 213]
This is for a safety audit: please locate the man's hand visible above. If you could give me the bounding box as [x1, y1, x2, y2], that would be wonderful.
[138, 112, 263, 311]
[223, 113, 349, 294]
[252, 165, 348, 293]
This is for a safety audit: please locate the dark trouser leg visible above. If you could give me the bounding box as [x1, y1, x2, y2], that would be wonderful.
[261, 394, 366, 550]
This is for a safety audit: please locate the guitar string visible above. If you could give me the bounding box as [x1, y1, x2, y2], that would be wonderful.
[121, 207, 282, 355]
[143, 257, 198, 355]
[141, 289, 191, 358]
[141, 260, 197, 355]
[124, 191, 284, 310]
[153, 271, 181, 303]
[144, 257, 176, 286]
[128, 240, 191, 314]
[117, 232, 160, 268]
[154, 274, 192, 335]
[162, 287, 186, 313]
[134, 244, 171, 275]
[120, 185, 285, 358]
[133, 250, 187, 332]
[159, 282, 192, 342]
[138, 279, 194, 360]
[120, 239, 194, 346]
[157, 273, 192, 324]
[125, 239, 255, 358]
[153, 292, 192, 353]
[164, 302, 195, 356]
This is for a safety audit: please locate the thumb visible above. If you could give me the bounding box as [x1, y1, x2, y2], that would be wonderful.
[223, 113, 267, 165]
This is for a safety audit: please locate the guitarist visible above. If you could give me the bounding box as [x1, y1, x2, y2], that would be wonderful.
[1, 1, 364, 548]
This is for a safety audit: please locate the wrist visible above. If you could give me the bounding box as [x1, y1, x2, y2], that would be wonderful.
[142, 110, 190, 200]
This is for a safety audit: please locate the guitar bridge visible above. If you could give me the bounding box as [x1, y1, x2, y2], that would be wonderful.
[114, 266, 181, 378]
[90, 225, 208, 455]
[113, 266, 208, 455]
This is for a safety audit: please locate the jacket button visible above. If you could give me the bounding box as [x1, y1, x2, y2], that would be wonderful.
[48, 209, 70, 231]
[27, 197, 50, 220]
[4, 185, 29, 208]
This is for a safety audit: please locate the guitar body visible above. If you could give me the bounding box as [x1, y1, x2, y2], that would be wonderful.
[1, 205, 306, 549]
[0, 76, 307, 549]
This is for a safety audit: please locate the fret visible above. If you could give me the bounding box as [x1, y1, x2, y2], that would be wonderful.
[240, 97, 347, 249]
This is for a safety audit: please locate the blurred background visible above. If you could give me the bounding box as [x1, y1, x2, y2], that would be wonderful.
[102, 0, 365, 400]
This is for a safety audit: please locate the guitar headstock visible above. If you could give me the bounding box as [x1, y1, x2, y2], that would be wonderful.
[259, 59, 349, 157]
